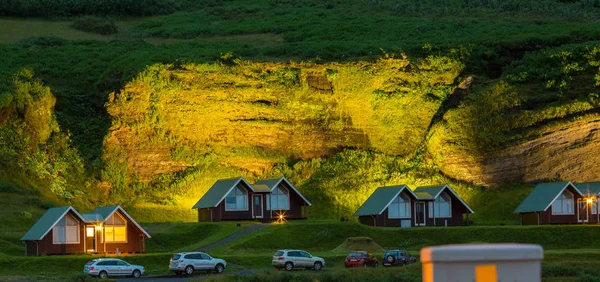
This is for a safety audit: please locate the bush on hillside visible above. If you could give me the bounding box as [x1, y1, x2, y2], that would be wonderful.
[70, 16, 118, 35]
[0, 181, 19, 193]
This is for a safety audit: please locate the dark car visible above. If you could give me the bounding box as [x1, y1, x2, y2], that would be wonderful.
[382, 249, 417, 267]
[344, 251, 378, 268]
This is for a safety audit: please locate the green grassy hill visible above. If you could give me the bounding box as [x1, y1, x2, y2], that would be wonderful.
[2, 0, 600, 225]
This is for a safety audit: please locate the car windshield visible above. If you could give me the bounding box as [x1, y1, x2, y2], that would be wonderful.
[274, 251, 284, 256]
[348, 252, 364, 258]
[172, 254, 181, 260]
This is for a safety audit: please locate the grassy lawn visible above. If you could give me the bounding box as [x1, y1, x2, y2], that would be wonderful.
[209, 220, 600, 254]
[145, 221, 261, 253]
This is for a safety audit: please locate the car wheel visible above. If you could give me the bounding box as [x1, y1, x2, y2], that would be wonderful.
[313, 262, 323, 271]
[98, 271, 108, 279]
[385, 255, 395, 265]
[285, 262, 293, 271]
[132, 270, 141, 278]
[185, 265, 194, 275]
[215, 264, 224, 274]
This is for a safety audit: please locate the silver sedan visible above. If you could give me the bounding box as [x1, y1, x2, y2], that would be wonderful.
[84, 258, 145, 279]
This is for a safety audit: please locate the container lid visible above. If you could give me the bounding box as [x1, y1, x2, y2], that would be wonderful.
[420, 244, 544, 263]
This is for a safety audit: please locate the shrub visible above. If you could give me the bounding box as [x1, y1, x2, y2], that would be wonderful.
[0, 180, 19, 193]
[70, 16, 118, 35]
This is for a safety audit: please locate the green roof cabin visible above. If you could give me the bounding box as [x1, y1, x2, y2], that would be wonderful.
[354, 184, 473, 227]
[21, 205, 150, 256]
[514, 182, 598, 225]
[193, 177, 311, 222]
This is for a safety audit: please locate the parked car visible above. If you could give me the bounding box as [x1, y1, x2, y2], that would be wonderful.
[169, 252, 227, 275]
[272, 249, 325, 271]
[382, 249, 417, 267]
[83, 258, 144, 279]
[344, 251, 378, 268]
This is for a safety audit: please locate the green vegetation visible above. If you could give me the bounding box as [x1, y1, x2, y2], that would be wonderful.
[70, 16, 118, 35]
[203, 267, 421, 282]
[3, 1, 600, 281]
[214, 221, 600, 253]
[1, 0, 600, 234]
[145, 222, 259, 252]
[0, 0, 214, 17]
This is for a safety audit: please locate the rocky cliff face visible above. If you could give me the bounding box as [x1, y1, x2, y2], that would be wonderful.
[434, 114, 600, 186]
[103, 58, 462, 181]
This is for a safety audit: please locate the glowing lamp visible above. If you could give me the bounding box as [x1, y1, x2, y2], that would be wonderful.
[587, 198, 594, 204]
[95, 225, 103, 231]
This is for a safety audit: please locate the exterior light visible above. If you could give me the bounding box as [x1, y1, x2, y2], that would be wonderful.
[275, 211, 287, 224]
[95, 225, 103, 231]
[587, 198, 594, 204]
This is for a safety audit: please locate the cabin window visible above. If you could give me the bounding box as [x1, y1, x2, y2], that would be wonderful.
[225, 186, 248, 211]
[552, 190, 574, 215]
[592, 199, 598, 215]
[429, 192, 452, 218]
[104, 213, 127, 243]
[53, 214, 80, 244]
[267, 186, 290, 210]
[388, 193, 411, 218]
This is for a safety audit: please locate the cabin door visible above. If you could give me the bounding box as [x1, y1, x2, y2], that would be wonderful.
[415, 202, 426, 226]
[578, 199, 588, 223]
[254, 195, 263, 218]
[86, 226, 96, 253]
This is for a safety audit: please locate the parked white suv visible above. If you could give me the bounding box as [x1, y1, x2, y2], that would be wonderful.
[83, 258, 144, 279]
[272, 249, 325, 271]
[169, 252, 227, 275]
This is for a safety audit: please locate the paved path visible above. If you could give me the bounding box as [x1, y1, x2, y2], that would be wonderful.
[194, 223, 270, 252]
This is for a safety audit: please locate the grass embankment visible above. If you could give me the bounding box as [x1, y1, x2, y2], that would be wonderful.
[145, 221, 260, 253]
[214, 221, 600, 254]
[0, 191, 55, 256]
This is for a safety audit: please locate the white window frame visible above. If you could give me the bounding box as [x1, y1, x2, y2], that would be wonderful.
[225, 186, 249, 211]
[53, 214, 80, 245]
[267, 186, 290, 211]
[592, 198, 598, 215]
[428, 192, 452, 218]
[388, 193, 411, 219]
[551, 190, 575, 215]
[103, 213, 128, 243]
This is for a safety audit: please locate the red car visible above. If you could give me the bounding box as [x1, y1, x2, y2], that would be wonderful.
[344, 251, 378, 268]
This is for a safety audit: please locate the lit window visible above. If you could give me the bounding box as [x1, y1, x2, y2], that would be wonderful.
[267, 186, 290, 210]
[104, 213, 127, 243]
[552, 190, 574, 215]
[225, 186, 248, 211]
[388, 193, 411, 218]
[429, 192, 452, 218]
[53, 214, 79, 244]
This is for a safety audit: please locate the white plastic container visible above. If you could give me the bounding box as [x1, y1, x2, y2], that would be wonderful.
[420, 243, 544, 282]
